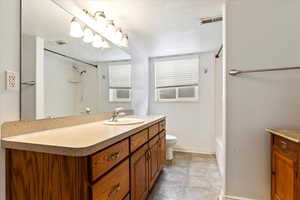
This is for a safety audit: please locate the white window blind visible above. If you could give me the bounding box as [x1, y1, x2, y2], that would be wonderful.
[154, 56, 199, 88]
[108, 62, 132, 102]
[109, 63, 131, 88]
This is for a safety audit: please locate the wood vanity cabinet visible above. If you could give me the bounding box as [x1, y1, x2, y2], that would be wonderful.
[271, 135, 300, 200]
[148, 135, 160, 190]
[130, 123, 166, 200]
[159, 131, 166, 170]
[130, 144, 149, 200]
[6, 119, 166, 200]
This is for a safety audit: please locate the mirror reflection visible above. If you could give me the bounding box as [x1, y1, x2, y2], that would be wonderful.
[21, 0, 132, 120]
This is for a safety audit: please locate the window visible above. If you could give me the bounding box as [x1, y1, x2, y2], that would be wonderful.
[154, 56, 199, 102]
[108, 62, 131, 102]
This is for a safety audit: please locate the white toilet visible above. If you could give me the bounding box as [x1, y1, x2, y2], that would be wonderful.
[166, 134, 177, 160]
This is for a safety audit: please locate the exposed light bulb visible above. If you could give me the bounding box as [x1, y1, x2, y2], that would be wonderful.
[94, 11, 107, 29]
[92, 34, 103, 48]
[70, 18, 83, 38]
[115, 28, 123, 43]
[120, 34, 129, 47]
[83, 27, 94, 43]
[102, 40, 110, 48]
[105, 20, 116, 40]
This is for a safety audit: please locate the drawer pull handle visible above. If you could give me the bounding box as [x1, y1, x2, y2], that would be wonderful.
[107, 151, 121, 161]
[280, 141, 288, 149]
[108, 183, 121, 197]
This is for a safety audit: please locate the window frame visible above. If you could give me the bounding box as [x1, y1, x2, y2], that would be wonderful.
[153, 55, 200, 102]
[155, 85, 199, 102]
[107, 61, 132, 103]
[109, 88, 132, 102]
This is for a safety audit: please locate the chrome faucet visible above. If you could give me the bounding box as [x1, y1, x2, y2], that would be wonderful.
[111, 107, 126, 122]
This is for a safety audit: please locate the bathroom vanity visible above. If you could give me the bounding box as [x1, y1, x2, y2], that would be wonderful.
[2, 115, 166, 200]
[267, 128, 300, 200]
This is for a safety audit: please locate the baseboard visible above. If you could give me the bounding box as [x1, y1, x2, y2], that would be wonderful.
[219, 194, 257, 200]
[173, 147, 215, 155]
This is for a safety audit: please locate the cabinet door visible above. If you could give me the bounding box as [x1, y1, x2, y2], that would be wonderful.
[272, 149, 296, 200]
[159, 131, 166, 170]
[149, 136, 160, 190]
[131, 144, 149, 200]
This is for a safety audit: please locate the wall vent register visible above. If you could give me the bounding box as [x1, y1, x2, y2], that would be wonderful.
[154, 56, 199, 102]
[109, 63, 132, 102]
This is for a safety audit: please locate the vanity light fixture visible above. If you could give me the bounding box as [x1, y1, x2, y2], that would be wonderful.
[69, 9, 127, 48]
[70, 18, 83, 38]
[94, 11, 107, 29]
[115, 28, 123, 43]
[102, 40, 110, 48]
[119, 34, 129, 47]
[92, 34, 104, 48]
[83, 27, 94, 43]
[105, 20, 117, 40]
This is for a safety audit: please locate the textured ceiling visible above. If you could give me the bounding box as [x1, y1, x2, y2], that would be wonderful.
[23, 0, 223, 61]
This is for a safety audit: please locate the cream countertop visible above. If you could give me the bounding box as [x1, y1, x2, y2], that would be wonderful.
[1, 115, 165, 156]
[266, 128, 300, 143]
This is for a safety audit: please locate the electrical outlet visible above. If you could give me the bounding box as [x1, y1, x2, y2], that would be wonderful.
[6, 70, 18, 90]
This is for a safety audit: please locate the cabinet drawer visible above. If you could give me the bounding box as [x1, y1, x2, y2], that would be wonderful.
[131, 129, 148, 152]
[159, 130, 166, 139]
[159, 120, 165, 132]
[149, 135, 159, 148]
[92, 159, 130, 200]
[123, 194, 130, 200]
[273, 135, 299, 159]
[149, 124, 159, 139]
[90, 139, 129, 181]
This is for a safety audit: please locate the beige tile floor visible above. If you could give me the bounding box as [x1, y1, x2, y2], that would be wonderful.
[147, 152, 222, 200]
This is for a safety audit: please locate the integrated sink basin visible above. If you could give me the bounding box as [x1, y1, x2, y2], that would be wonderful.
[104, 118, 145, 125]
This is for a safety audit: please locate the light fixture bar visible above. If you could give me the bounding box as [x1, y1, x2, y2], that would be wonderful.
[50, 0, 128, 48]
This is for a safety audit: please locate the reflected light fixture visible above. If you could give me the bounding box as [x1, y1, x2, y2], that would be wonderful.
[83, 27, 94, 43]
[102, 40, 110, 48]
[105, 20, 117, 40]
[92, 34, 103, 48]
[69, 9, 128, 48]
[94, 11, 107, 29]
[70, 18, 83, 38]
[115, 28, 123, 43]
[119, 34, 129, 47]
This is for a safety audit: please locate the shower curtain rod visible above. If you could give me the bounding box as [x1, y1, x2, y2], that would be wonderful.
[44, 48, 98, 68]
[215, 45, 223, 58]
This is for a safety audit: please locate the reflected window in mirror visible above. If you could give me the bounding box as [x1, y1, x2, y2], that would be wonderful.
[108, 62, 132, 102]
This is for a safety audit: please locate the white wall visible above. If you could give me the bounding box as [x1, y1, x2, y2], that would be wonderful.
[21, 35, 36, 120]
[44, 51, 98, 118]
[21, 35, 45, 120]
[129, 42, 150, 116]
[149, 53, 216, 154]
[224, 0, 300, 199]
[215, 54, 225, 178]
[0, 0, 20, 199]
[35, 37, 45, 119]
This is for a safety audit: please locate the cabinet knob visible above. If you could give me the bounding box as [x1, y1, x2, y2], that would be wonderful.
[108, 183, 121, 197]
[107, 151, 121, 161]
[280, 141, 288, 150]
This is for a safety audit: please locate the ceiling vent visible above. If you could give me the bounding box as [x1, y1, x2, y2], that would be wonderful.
[200, 16, 223, 25]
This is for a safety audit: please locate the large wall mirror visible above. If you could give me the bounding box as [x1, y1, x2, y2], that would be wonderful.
[21, 0, 132, 120]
